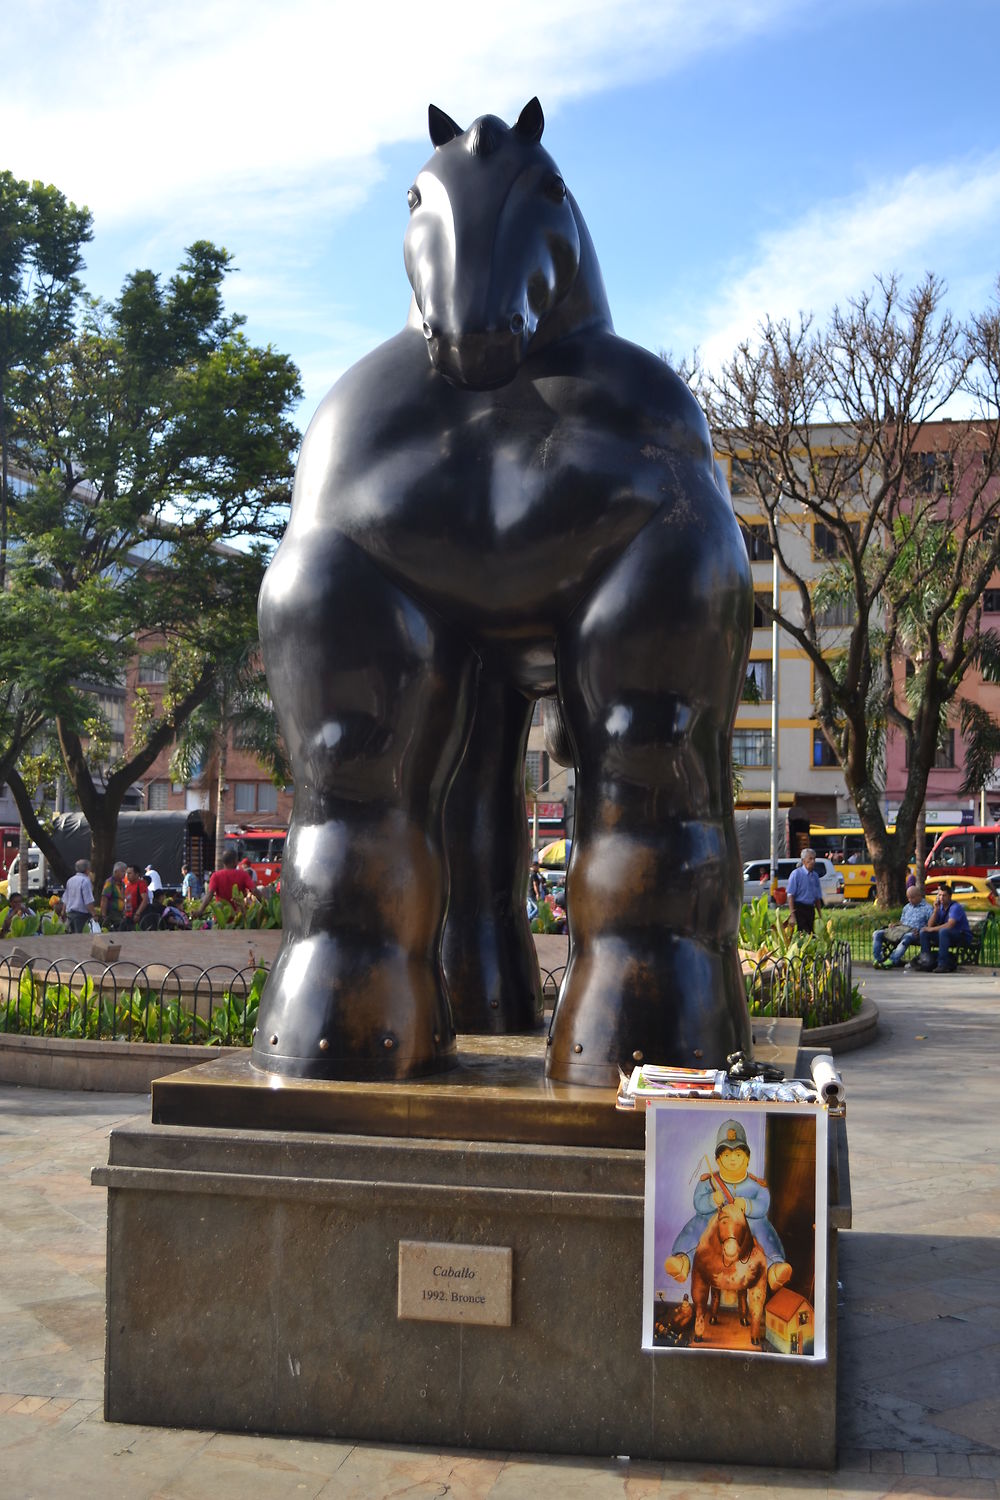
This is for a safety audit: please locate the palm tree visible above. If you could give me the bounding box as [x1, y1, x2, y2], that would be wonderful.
[169, 646, 289, 870]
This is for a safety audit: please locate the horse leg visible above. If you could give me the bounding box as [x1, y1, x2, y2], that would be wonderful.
[442, 675, 542, 1032]
[546, 506, 753, 1086]
[252, 531, 476, 1079]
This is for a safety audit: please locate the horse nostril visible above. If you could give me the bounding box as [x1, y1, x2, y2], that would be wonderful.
[509, 312, 525, 336]
[422, 321, 434, 341]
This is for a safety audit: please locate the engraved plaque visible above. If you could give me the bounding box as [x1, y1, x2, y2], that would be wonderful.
[397, 1240, 512, 1327]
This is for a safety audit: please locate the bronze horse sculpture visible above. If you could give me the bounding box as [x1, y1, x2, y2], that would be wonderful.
[251, 98, 753, 1086]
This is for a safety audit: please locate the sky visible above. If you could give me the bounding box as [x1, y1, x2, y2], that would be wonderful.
[5, 0, 1000, 435]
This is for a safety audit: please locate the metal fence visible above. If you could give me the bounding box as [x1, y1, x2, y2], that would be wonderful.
[540, 965, 565, 1003]
[0, 957, 264, 1045]
[0, 948, 863, 1047]
[829, 911, 1000, 966]
[742, 941, 855, 1027]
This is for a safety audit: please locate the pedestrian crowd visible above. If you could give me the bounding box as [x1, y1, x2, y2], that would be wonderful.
[3, 849, 271, 936]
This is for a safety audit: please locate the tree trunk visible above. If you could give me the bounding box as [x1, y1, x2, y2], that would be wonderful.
[214, 733, 228, 871]
[4, 769, 71, 884]
[87, 807, 120, 899]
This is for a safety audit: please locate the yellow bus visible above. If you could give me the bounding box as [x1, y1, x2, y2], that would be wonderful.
[808, 826, 914, 901]
[809, 828, 873, 900]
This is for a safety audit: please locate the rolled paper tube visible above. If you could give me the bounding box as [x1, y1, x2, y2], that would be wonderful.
[810, 1054, 845, 1104]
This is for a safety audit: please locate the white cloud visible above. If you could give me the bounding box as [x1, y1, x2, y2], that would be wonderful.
[686, 156, 1000, 371]
[5, 0, 804, 227]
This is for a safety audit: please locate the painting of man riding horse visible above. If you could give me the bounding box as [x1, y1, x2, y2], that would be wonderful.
[643, 1101, 828, 1359]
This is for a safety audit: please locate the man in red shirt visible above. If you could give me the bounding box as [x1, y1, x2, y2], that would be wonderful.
[195, 849, 258, 917]
[123, 864, 151, 927]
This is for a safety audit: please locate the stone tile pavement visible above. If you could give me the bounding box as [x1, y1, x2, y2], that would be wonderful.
[0, 961, 997, 1498]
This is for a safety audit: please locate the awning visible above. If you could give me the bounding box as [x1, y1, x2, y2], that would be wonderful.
[736, 792, 796, 807]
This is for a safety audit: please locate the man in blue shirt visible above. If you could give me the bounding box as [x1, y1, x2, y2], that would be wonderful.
[873, 885, 933, 967]
[785, 848, 824, 934]
[912, 884, 974, 972]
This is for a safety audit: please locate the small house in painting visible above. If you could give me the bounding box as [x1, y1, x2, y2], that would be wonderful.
[765, 1287, 814, 1355]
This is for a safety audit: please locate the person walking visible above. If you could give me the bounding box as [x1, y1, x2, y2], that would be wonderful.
[63, 859, 99, 934]
[786, 848, 824, 934]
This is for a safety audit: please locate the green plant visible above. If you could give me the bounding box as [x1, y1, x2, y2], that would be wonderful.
[208, 966, 266, 1044]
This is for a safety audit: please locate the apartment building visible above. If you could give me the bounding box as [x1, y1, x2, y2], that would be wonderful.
[722, 421, 1000, 826]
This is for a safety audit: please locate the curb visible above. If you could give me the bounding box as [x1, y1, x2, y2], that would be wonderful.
[804, 997, 879, 1054]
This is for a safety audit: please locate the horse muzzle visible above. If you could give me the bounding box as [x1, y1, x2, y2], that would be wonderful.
[422, 323, 526, 390]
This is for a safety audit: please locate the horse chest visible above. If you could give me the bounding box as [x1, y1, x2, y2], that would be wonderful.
[333, 399, 665, 618]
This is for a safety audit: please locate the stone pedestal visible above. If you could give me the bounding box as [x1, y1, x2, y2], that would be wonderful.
[93, 1033, 850, 1467]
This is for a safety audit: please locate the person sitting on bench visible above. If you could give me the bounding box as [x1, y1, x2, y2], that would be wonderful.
[911, 884, 973, 972]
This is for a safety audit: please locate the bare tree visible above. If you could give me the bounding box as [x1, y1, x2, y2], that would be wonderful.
[706, 274, 1000, 904]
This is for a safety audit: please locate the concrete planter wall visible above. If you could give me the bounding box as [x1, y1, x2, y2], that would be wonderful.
[0, 1033, 243, 1093]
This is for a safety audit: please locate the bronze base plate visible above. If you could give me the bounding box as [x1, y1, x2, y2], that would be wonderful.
[150, 1019, 802, 1151]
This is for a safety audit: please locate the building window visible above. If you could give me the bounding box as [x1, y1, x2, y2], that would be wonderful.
[816, 597, 856, 627]
[753, 590, 772, 628]
[732, 730, 771, 768]
[811, 454, 862, 497]
[904, 730, 956, 769]
[525, 749, 547, 793]
[730, 458, 767, 496]
[148, 781, 169, 810]
[983, 589, 1000, 613]
[904, 452, 953, 496]
[743, 660, 773, 702]
[813, 521, 861, 560]
[233, 781, 281, 815]
[234, 782, 257, 813]
[812, 731, 839, 767]
[138, 653, 169, 685]
[739, 522, 773, 562]
[93, 691, 126, 739]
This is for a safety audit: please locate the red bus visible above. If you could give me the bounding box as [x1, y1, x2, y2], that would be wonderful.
[224, 826, 286, 886]
[925, 826, 1000, 879]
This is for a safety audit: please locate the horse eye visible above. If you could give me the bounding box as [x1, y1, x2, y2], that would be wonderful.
[407, 186, 421, 211]
[545, 175, 567, 203]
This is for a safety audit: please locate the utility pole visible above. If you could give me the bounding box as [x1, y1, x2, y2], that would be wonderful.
[768, 542, 781, 894]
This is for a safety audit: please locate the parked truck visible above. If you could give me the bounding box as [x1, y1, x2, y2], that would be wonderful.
[0, 810, 214, 894]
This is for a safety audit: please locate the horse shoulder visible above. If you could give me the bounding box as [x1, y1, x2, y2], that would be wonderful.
[290, 332, 427, 524]
[586, 335, 716, 460]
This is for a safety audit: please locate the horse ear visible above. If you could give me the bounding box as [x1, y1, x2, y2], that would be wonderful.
[428, 105, 463, 147]
[513, 97, 544, 144]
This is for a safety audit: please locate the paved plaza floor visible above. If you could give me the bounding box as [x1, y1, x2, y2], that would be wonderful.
[0, 959, 997, 1498]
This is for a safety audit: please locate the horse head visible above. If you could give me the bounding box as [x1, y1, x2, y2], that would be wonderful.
[404, 98, 611, 389]
[715, 1202, 755, 1264]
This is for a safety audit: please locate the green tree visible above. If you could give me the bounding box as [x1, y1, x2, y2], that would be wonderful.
[707, 274, 1000, 905]
[0, 173, 94, 865]
[169, 643, 290, 870]
[7, 239, 301, 886]
[0, 171, 92, 590]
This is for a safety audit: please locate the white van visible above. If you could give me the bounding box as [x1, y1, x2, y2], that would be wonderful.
[2, 847, 45, 894]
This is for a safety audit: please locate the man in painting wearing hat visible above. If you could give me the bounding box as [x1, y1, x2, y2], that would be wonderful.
[664, 1117, 793, 1293]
